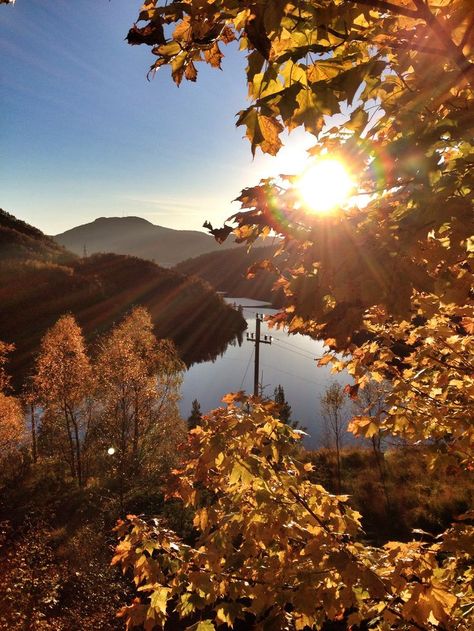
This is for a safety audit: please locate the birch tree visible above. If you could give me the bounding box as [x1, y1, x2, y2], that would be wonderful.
[34, 315, 93, 486]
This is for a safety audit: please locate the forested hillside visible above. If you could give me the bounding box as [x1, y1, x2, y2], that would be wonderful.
[0, 210, 246, 387]
[175, 244, 285, 305]
[0, 208, 73, 264]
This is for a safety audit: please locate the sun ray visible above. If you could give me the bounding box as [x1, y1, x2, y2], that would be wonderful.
[297, 159, 354, 214]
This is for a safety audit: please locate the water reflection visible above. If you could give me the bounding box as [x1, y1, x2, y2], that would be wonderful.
[180, 297, 351, 448]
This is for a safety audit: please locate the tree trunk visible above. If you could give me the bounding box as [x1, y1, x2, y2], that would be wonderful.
[71, 417, 83, 487]
[66, 403, 83, 487]
[335, 432, 342, 494]
[30, 404, 37, 464]
[372, 436, 391, 514]
[63, 402, 76, 479]
[133, 390, 139, 471]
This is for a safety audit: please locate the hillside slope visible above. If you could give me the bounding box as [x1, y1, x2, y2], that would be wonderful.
[54, 216, 241, 266]
[0, 208, 73, 264]
[0, 211, 246, 387]
[175, 244, 285, 306]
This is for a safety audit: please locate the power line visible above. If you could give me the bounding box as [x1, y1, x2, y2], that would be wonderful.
[240, 347, 254, 390]
[271, 335, 317, 357]
[271, 339, 316, 361]
[260, 361, 318, 386]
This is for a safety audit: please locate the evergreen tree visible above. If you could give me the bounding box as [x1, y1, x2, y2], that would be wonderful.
[273, 385, 292, 425]
[187, 399, 202, 430]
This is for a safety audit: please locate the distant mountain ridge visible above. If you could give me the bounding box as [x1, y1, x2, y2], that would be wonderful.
[54, 216, 241, 266]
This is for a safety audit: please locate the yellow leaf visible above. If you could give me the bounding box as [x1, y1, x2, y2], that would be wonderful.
[149, 586, 170, 615]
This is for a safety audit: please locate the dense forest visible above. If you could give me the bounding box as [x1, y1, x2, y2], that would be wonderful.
[0, 320, 471, 628]
[175, 244, 285, 306]
[0, 209, 246, 388]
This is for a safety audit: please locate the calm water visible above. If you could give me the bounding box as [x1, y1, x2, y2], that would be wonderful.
[180, 298, 351, 448]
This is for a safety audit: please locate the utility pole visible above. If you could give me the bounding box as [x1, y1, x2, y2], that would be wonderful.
[247, 313, 272, 396]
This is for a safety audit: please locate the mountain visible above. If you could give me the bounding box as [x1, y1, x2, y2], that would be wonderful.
[175, 244, 285, 306]
[54, 216, 241, 266]
[0, 210, 246, 388]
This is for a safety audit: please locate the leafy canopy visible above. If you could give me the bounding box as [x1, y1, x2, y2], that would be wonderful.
[114, 397, 472, 631]
[128, 0, 473, 457]
[118, 1, 474, 629]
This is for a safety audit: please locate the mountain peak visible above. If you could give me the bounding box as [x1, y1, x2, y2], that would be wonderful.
[53, 216, 238, 266]
[93, 216, 153, 226]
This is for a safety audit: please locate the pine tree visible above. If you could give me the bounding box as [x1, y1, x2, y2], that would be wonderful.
[273, 385, 292, 425]
[187, 399, 202, 430]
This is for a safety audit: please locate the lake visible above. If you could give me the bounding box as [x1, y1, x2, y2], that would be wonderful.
[180, 298, 351, 448]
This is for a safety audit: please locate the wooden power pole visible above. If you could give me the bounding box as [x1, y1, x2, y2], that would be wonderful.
[247, 313, 272, 396]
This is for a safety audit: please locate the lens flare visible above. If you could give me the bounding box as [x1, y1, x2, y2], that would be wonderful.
[297, 159, 354, 214]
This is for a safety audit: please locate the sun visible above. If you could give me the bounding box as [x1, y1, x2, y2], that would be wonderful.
[297, 158, 354, 214]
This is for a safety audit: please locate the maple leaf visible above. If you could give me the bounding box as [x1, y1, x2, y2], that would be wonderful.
[203, 220, 233, 243]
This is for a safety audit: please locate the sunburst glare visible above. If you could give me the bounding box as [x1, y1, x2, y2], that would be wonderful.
[297, 159, 354, 214]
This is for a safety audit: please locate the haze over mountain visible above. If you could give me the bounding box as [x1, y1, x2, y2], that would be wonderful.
[54, 216, 241, 266]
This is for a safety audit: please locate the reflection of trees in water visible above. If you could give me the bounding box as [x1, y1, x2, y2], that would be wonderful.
[228, 328, 244, 348]
[0, 250, 248, 389]
[183, 304, 247, 367]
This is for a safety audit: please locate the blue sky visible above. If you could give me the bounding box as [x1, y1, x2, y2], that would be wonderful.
[1, 0, 314, 234]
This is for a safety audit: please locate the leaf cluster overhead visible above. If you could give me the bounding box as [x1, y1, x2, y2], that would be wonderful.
[129, 0, 473, 469]
[114, 399, 474, 630]
[120, 2, 473, 629]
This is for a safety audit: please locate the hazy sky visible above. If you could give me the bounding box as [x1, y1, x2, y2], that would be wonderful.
[1, 0, 316, 235]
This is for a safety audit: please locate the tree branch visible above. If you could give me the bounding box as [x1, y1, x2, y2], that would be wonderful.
[350, 0, 419, 19]
[412, 0, 474, 82]
[460, 12, 474, 50]
[389, 41, 446, 56]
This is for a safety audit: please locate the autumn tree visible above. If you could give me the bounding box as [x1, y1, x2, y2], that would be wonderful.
[127, 0, 473, 462]
[350, 379, 392, 511]
[115, 396, 471, 631]
[0, 341, 23, 472]
[34, 315, 93, 487]
[320, 381, 349, 493]
[95, 307, 185, 482]
[114, 2, 473, 628]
